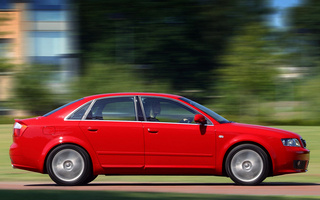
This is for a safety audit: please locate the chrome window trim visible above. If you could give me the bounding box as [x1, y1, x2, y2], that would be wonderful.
[68, 118, 212, 126]
[141, 121, 214, 126]
[64, 95, 213, 125]
[74, 120, 144, 123]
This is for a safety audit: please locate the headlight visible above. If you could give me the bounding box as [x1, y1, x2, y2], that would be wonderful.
[281, 138, 301, 147]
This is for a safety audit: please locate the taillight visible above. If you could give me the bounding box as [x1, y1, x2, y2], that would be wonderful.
[13, 122, 27, 137]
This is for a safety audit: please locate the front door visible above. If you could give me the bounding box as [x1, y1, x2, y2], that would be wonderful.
[141, 96, 216, 174]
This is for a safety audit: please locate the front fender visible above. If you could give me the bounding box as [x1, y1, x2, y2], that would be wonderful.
[215, 134, 279, 175]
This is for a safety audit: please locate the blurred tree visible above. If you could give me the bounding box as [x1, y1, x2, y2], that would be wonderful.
[298, 75, 320, 122]
[77, 0, 271, 93]
[0, 58, 12, 72]
[14, 65, 63, 115]
[287, 0, 320, 123]
[216, 23, 279, 117]
[73, 63, 172, 98]
[289, 0, 320, 70]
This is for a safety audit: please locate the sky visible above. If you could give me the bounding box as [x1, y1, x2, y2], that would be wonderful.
[270, 0, 302, 28]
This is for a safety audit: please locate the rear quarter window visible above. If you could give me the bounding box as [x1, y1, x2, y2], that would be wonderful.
[67, 102, 91, 120]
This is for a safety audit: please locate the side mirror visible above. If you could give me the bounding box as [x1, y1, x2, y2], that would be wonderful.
[194, 114, 207, 125]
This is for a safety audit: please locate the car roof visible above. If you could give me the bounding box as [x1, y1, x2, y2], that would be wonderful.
[83, 92, 183, 101]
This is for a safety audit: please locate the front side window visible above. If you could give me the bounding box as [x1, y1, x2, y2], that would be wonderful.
[141, 97, 197, 123]
[86, 97, 136, 121]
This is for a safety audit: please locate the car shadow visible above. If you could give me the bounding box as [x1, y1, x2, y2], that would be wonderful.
[25, 182, 320, 187]
[260, 182, 320, 186]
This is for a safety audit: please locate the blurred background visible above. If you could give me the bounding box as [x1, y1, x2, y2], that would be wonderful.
[0, 0, 319, 125]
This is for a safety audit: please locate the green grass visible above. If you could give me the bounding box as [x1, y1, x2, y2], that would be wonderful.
[0, 124, 319, 183]
[0, 190, 320, 200]
[0, 116, 15, 125]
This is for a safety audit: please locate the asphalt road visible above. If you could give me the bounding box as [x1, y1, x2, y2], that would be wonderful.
[1, 182, 320, 196]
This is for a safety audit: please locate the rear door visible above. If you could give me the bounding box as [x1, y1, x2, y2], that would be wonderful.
[79, 96, 144, 173]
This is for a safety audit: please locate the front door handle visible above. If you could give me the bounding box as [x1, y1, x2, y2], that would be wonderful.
[88, 127, 98, 132]
[148, 128, 158, 133]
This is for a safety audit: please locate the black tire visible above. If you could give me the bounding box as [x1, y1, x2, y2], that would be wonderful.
[46, 144, 92, 186]
[84, 174, 98, 184]
[225, 144, 269, 185]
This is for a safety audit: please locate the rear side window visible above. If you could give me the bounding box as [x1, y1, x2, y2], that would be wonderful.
[86, 97, 136, 121]
[67, 102, 91, 120]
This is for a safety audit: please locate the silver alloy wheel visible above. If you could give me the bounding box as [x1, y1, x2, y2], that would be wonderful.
[230, 149, 263, 183]
[51, 149, 85, 182]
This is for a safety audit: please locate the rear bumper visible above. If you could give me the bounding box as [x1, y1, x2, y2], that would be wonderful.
[10, 143, 42, 173]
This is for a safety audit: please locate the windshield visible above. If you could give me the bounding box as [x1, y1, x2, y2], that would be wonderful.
[43, 98, 84, 117]
[180, 97, 230, 124]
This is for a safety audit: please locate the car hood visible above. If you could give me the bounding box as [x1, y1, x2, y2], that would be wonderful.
[221, 122, 302, 139]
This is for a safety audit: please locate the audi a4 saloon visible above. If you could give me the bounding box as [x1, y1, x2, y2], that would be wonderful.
[10, 93, 310, 185]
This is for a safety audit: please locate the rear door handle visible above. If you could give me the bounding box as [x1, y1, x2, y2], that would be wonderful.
[148, 128, 158, 133]
[88, 127, 98, 132]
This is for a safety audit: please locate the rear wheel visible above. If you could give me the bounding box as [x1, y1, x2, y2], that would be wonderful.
[225, 144, 269, 185]
[46, 144, 92, 186]
[84, 174, 98, 184]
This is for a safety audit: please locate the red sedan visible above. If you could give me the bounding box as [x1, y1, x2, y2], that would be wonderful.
[9, 93, 309, 186]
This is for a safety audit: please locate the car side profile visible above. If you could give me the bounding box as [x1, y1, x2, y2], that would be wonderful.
[9, 93, 310, 186]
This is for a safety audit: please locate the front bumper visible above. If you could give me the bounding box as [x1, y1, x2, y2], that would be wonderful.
[293, 160, 309, 170]
[274, 147, 310, 175]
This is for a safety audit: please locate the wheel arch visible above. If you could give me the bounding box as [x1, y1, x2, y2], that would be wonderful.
[43, 143, 92, 174]
[221, 141, 273, 177]
[40, 136, 104, 175]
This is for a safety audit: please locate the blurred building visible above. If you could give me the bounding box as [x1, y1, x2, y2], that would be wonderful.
[0, 0, 78, 109]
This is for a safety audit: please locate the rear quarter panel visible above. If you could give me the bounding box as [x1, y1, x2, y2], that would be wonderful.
[39, 120, 104, 174]
[14, 117, 103, 174]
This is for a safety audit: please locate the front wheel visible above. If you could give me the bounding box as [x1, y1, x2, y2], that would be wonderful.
[225, 144, 269, 185]
[46, 144, 92, 186]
